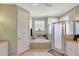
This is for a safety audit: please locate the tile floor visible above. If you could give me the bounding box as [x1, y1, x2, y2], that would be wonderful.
[21, 49, 54, 56]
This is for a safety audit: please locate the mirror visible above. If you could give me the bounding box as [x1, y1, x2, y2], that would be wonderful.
[66, 22, 74, 35]
[75, 22, 79, 34]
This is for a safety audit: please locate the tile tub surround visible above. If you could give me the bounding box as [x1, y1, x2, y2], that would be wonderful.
[31, 39, 50, 43]
[30, 39, 51, 49]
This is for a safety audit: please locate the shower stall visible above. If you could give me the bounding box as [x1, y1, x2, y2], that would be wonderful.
[51, 21, 79, 54]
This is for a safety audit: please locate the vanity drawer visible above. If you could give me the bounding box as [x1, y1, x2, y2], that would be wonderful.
[0, 42, 8, 56]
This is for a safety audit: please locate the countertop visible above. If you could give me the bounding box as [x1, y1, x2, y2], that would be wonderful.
[0, 40, 8, 44]
[65, 38, 79, 45]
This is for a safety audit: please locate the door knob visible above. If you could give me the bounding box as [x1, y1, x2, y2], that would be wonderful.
[18, 38, 21, 40]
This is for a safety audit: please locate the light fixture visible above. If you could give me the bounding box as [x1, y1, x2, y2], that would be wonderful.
[32, 3, 40, 6]
[32, 3, 52, 7]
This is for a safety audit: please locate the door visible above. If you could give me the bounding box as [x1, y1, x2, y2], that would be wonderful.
[54, 23, 63, 50]
[17, 9, 24, 54]
[22, 11, 30, 51]
[17, 8, 30, 54]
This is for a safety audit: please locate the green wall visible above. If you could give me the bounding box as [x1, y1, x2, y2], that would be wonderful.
[0, 4, 17, 55]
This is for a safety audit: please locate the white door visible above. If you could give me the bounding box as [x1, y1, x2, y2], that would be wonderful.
[17, 8, 30, 55]
[17, 9, 24, 54]
[54, 23, 63, 50]
[22, 11, 30, 51]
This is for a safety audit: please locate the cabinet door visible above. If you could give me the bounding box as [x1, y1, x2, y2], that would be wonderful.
[0, 43, 8, 56]
[66, 41, 77, 56]
[70, 43, 76, 56]
[0, 44, 4, 56]
[66, 41, 71, 55]
[17, 37, 24, 54]
[76, 44, 79, 56]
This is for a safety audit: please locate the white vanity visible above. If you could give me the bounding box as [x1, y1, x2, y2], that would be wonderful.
[0, 40, 8, 56]
[65, 39, 79, 56]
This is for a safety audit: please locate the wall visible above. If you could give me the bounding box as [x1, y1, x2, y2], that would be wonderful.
[0, 4, 17, 55]
[59, 5, 79, 35]
[60, 4, 79, 21]
[29, 16, 32, 29]
[48, 17, 59, 24]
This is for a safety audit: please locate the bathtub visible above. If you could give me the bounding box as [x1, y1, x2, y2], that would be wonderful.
[31, 39, 50, 43]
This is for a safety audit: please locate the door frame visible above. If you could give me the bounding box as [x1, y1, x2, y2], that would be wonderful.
[51, 21, 64, 53]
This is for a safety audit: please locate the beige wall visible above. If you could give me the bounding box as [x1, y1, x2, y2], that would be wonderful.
[0, 4, 17, 55]
[60, 4, 79, 21]
[30, 16, 32, 29]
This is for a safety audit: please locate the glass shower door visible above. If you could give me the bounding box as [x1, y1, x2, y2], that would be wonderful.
[54, 23, 63, 50]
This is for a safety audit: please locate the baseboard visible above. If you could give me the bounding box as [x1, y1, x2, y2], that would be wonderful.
[17, 47, 30, 56]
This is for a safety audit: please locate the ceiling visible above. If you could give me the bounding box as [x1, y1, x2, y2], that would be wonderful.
[17, 3, 78, 17]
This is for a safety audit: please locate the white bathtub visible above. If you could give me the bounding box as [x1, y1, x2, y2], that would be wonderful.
[31, 39, 50, 43]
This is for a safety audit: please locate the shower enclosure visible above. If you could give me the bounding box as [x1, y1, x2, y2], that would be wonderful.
[51, 21, 79, 53]
[54, 22, 63, 50]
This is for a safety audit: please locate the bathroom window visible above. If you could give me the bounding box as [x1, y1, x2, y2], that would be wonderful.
[48, 24, 52, 34]
[35, 20, 45, 32]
